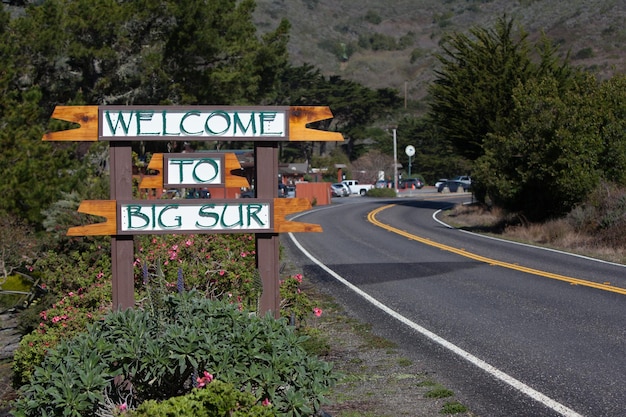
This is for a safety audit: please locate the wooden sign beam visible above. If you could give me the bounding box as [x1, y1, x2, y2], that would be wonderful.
[42, 106, 343, 142]
[67, 198, 321, 236]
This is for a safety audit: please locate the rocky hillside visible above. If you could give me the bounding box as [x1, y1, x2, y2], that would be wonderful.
[253, 0, 626, 103]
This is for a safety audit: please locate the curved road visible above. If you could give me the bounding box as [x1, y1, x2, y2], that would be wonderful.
[281, 193, 626, 417]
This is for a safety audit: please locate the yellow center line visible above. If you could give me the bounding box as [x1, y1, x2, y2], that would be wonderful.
[368, 204, 626, 296]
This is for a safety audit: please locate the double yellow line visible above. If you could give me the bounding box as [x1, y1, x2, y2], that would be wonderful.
[368, 204, 626, 296]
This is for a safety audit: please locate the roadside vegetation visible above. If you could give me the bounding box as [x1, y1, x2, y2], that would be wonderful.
[441, 181, 626, 265]
[7, 230, 337, 416]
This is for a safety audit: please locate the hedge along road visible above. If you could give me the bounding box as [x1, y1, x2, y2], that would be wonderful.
[285, 196, 626, 417]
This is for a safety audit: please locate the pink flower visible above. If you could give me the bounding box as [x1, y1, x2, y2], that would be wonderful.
[262, 398, 272, 407]
[313, 307, 323, 317]
[240, 252, 247, 257]
[219, 270, 225, 276]
[185, 239, 193, 247]
[118, 402, 128, 412]
[197, 371, 214, 388]
[294, 274, 303, 283]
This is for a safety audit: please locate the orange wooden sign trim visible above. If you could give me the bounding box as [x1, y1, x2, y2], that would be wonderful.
[138, 153, 164, 189]
[66, 198, 320, 236]
[67, 200, 117, 236]
[42, 106, 99, 142]
[224, 153, 250, 188]
[273, 198, 323, 233]
[288, 106, 344, 142]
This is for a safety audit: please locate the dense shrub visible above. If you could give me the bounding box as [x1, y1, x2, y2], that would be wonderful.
[366, 188, 397, 198]
[130, 381, 275, 417]
[567, 181, 626, 247]
[12, 291, 337, 417]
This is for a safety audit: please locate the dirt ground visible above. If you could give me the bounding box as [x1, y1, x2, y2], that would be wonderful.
[311, 291, 475, 417]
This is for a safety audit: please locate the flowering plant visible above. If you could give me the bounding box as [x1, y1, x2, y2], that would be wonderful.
[133, 234, 261, 309]
[280, 273, 322, 325]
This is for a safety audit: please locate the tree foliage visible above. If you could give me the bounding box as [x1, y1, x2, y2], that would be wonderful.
[427, 15, 626, 220]
[474, 74, 603, 219]
[273, 64, 401, 161]
[429, 16, 534, 161]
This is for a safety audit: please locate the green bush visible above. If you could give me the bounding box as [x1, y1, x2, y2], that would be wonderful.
[366, 188, 397, 198]
[12, 291, 337, 417]
[130, 381, 275, 417]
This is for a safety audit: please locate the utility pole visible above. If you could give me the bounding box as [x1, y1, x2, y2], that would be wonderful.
[393, 128, 398, 192]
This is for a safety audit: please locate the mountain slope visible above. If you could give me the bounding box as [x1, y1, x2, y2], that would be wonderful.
[254, 0, 626, 102]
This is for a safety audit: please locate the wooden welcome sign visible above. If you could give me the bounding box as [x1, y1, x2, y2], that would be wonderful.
[43, 105, 342, 315]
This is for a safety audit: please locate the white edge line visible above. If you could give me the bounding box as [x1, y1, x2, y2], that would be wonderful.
[288, 208, 584, 417]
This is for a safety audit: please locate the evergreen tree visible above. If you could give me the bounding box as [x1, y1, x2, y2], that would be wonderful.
[428, 16, 534, 161]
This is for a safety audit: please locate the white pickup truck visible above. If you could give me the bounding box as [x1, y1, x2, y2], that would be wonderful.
[342, 180, 374, 196]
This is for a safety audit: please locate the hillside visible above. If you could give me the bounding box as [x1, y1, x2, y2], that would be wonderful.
[253, 0, 626, 103]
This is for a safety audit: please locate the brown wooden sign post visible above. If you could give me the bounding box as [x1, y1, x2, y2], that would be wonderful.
[43, 105, 343, 316]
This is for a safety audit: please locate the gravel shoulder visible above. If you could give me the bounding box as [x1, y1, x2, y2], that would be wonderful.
[281, 238, 476, 417]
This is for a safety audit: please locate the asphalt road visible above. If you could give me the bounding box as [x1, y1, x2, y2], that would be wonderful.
[281, 192, 626, 417]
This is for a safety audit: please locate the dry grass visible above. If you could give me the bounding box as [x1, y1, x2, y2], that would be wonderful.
[442, 203, 626, 264]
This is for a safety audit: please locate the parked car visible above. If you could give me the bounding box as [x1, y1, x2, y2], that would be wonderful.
[437, 178, 471, 193]
[452, 175, 471, 186]
[434, 178, 448, 188]
[399, 178, 424, 189]
[331, 182, 351, 197]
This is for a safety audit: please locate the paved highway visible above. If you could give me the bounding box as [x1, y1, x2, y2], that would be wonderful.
[281, 192, 626, 417]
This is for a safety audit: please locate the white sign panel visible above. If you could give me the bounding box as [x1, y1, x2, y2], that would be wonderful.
[164, 154, 223, 187]
[118, 201, 272, 234]
[100, 107, 287, 140]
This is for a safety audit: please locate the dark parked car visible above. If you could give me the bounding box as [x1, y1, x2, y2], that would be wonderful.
[437, 178, 471, 193]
